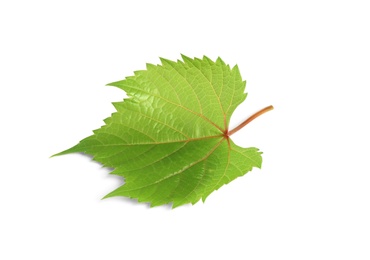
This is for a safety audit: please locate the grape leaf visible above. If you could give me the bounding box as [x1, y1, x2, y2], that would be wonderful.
[54, 55, 273, 208]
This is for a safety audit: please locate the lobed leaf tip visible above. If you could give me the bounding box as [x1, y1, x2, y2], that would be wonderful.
[146, 63, 157, 69]
[202, 55, 214, 64]
[50, 144, 80, 158]
[216, 57, 225, 65]
[106, 80, 124, 88]
[159, 57, 171, 64]
[102, 191, 116, 200]
[133, 70, 145, 76]
[180, 53, 192, 62]
[232, 64, 240, 71]
[171, 202, 181, 209]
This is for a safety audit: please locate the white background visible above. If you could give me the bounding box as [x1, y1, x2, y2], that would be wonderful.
[1, 0, 369, 259]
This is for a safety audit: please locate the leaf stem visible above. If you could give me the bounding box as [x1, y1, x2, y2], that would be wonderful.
[228, 105, 274, 136]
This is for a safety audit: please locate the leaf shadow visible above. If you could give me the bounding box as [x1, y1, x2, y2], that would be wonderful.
[79, 153, 173, 210]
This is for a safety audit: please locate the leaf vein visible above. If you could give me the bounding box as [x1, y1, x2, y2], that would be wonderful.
[121, 139, 225, 192]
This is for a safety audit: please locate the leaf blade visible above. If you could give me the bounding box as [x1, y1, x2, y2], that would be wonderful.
[55, 56, 265, 207]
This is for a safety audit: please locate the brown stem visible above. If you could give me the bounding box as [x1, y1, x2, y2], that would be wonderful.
[228, 105, 274, 136]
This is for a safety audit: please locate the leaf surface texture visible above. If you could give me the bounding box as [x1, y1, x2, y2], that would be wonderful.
[56, 55, 262, 208]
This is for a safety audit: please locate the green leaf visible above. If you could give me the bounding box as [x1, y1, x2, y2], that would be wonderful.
[54, 55, 271, 208]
